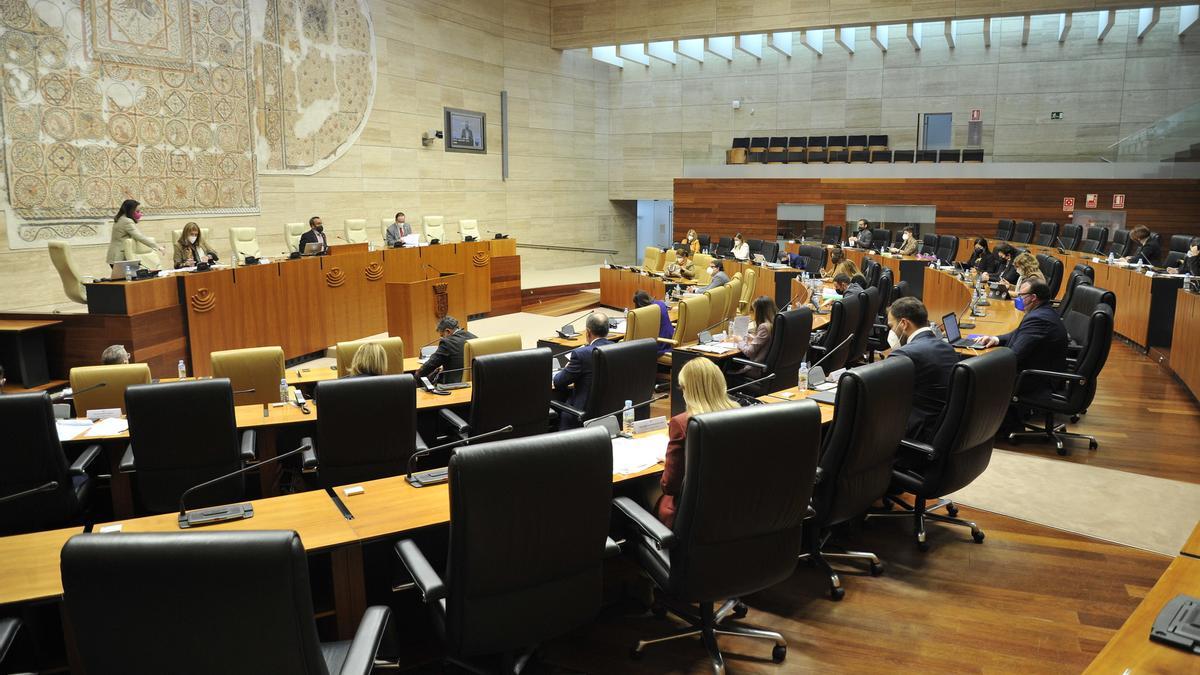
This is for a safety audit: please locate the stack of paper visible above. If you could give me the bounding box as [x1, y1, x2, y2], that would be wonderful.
[84, 417, 129, 438]
[55, 419, 92, 442]
[612, 435, 668, 475]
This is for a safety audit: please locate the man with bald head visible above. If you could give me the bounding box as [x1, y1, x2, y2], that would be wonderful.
[552, 312, 613, 429]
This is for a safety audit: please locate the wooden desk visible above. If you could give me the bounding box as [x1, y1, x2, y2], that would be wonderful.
[286, 359, 423, 387]
[1182, 521, 1200, 558]
[84, 275, 179, 314]
[1085, 554, 1200, 673]
[1170, 290, 1200, 403]
[600, 267, 694, 308]
[757, 387, 838, 424]
[0, 526, 82, 605]
[0, 318, 60, 387]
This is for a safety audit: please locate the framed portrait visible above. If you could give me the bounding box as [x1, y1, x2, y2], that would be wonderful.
[444, 108, 486, 154]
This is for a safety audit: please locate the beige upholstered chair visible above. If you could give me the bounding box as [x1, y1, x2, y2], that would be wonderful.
[47, 241, 87, 304]
[70, 364, 152, 415]
[705, 285, 731, 330]
[284, 223, 307, 253]
[462, 333, 522, 383]
[344, 219, 368, 244]
[122, 238, 162, 270]
[657, 294, 709, 366]
[739, 266, 758, 314]
[210, 346, 285, 406]
[379, 219, 393, 243]
[643, 247, 664, 272]
[228, 227, 261, 263]
[624, 304, 661, 343]
[724, 276, 742, 322]
[458, 219, 481, 241]
[335, 337, 406, 377]
[423, 216, 446, 243]
[693, 253, 714, 283]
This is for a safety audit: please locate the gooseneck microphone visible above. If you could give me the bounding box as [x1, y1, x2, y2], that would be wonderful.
[423, 263, 445, 279]
[53, 381, 106, 402]
[582, 392, 670, 427]
[177, 443, 310, 528]
[556, 309, 594, 338]
[0, 481, 58, 504]
[727, 372, 778, 406]
[405, 425, 514, 487]
[807, 331, 856, 387]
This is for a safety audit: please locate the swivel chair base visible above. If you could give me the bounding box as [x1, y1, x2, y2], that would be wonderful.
[799, 530, 883, 601]
[867, 496, 985, 552]
[632, 599, 785, 675]
[1008, 412, 1098, 455]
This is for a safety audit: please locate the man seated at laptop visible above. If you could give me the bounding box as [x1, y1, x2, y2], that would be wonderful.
[826, 273, 864, 305]
[552, 313, 612, 429]
[886, 298, 960, 443]
[416, 316, 477, 385]
[298, 216, 328, 254]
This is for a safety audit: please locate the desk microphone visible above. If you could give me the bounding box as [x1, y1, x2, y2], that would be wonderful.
[582, 392, 670, 428]
[0, 481, 58, 504]
[807, 332, 855, 387]
[433, 366, 472, 384]
[727, 373, 778, 406]
[54, 382, 105, 402]
[176, 443, 310, 528]
[405, 425, 514, 487]
[423, 263, 446, 279]
[1055, 237, 1069, 254]
[556, 309, 594, 338]
[727, 372, 777, 394]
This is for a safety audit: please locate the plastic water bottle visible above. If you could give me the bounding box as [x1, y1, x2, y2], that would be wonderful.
[798, 362, 809, 391]
[622, 399, 634, 435]
[177, 359, 186, 380]
[124, 265, 133, 282]
[1108, 251, 1115, 265]
[279, 378, 289, 404]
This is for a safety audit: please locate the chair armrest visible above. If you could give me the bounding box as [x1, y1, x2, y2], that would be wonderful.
[808, 344, 828, 355]
[414, 431, 428, 453]
[338, 605, 393, 675]
[393, 539, 446, 603]
[613, 496, 676, 550]
[731, 357, 766, 370]
[0, 617, 19, 663]
[1014, 368, 1087, 396]
[68, 444, 102, 476]
[656, 337, 680, 346]
[549, 400, 585, 421]
[299, 437, 318, 473]
[239, 429, 257, 462]
[604, 537, 621, 558]
[813, 466, 824, 484]
[438, 408, 470, 437]
[119, 445, 136, 473]
[899, 438, 937, 459]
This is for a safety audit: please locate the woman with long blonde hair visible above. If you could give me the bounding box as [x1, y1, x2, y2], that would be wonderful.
[655, 358, 737, 527]
[1004, 251, 1045, 295]
[347, 342, 388, 377]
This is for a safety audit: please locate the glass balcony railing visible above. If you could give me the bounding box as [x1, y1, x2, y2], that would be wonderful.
[1102, 101, 1200, 163]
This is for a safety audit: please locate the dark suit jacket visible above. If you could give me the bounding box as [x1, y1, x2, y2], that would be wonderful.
[890, 330, 961, 442]
[416, 329, 477, 383]
[969, 250, 1001, 275]
[552, 337, 613, 427]
[1133, 234, 1162, 266]
[298, 229, 328, 253]
[1000, 260, 1020, 284]
[1177, 254, 1200, 276]
[999, 304, 1069, 392]
[854, 228, 873, 248]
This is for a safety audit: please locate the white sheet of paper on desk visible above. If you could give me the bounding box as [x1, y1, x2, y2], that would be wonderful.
[612, 435, 667, 474]
[84, 417, 129, 438]
[55, 420, 90, 442]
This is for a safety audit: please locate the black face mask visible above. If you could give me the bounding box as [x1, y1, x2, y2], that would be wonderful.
[314, 225, 324, 233]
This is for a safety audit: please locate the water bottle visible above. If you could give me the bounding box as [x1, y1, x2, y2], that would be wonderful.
[798, 362, 809, 391]
[124, 265, 133, 282]
[177, 359, 186, 380]
[1107, 251, 1115, 265]
[279, 378, 289, 404]
[622, 399, 634, 435]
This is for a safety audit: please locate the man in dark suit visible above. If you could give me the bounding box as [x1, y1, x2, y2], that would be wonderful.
[1126, 225, 1161, 266]
[416, 316, 477, 384]
[887, 297, 962, 442]
[297, 216, 328, 254]
[552, 313, 613, 429]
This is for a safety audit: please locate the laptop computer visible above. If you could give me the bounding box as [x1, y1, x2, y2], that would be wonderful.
[941, 312, 979, 348]
[302, 242, 326, 255]
[110, 260, 140, 280]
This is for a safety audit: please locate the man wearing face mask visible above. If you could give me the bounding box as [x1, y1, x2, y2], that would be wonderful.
[693, 261, 729, 292]
[1168, 238, 1200, 276]
[974, 279, 1068, 400]
[892, 226, 918, 256]
[849, 219, 873, 249]
[886, 297, 961, 442]
[298, 216, 328, 254]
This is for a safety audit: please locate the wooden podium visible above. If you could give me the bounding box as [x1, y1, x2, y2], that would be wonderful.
[386, 273, 466, 357]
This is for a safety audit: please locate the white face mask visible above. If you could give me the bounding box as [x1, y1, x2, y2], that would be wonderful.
[902, 233, 910, 241]
[887, 330, 903, 350]
[687, 234, 694, 241]
[1189, 247, 1198, 258]
[709, 267, 717, 276]
[187, 235, 198, 244]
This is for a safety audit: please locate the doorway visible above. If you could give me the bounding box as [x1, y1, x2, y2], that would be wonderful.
[920, 113, 953, 150]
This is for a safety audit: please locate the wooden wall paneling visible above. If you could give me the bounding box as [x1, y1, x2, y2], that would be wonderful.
[321, 251, 383, 346]
[419, 244, 466, 278]
[182, 269, 242, 376]
[488, 255, 522, 316]
[278, 256, 328, 359]
[674, 178, 1200, 245]
[231, 262, 287, 355]
[599, 267, 621, 307]
[383, 247, 423, 283]
[1124, 271, 1152, 348]
[1172, 290, 1200, 401]
[458, 241, 493, 316]
[126, 306, 189, 377]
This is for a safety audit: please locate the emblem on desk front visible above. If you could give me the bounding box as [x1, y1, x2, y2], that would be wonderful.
[364, 262, 384, 281]
[326, 268, 346, 287]
[189, 288, 216, 313]
[471, 252, 490, 267]
[434, 283, 449, 318]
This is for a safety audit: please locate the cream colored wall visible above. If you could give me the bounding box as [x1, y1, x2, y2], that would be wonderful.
[607, 10, 1200, 200]
[0, 0, 629, 313]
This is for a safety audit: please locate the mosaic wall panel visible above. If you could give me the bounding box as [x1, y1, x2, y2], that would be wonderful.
[254, 0, 376, 175]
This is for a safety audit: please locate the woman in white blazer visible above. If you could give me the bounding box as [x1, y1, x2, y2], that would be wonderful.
[106, 199, 162, 266]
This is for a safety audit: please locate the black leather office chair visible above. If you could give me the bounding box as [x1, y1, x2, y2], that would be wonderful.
[0, 393, 99, 535]
[996, 219, 1015, 241]
[893, 150, 915, 163]
[861, 259, 881, 288]
[698, 234, 711, 252]
[1082, 227, 1108, 254]
[550, 338, 657, 426]
[867, 271, 894, 360]
[868, 349, 1017, 550]
[847, 288, 881, 367]
[1169, 234, 1193, 254]
[1061, 284, 1115, 355]
[1164, 250, 1187, 268]
[893, 280, 912, 302]
[1108, 229, 1130, 257]
[301, 374, 426, 488]
[1060, 224, 1083, 250]
[872, 229, 893, 249]
[920, 233, 938, 255]
[716, 237, 733, 257]
[809, 293, 862, 375]
[1011, 220, 1034, 244]
[747, 238, 764, 256]
[822, 225, 843, 245]
[804, 358, 912, 600]
[615, 403, 820, 671]
[1056, 265, 1095, 318]
[962, 148, 984, 162]
[396, 427, 614, 674]
[122, 379, 254, 514]
[0, 617, 19, 668]
[62, 531, 394, 675]
[760, 240, 779, 262]
[796, 244, 825, 272]
[807, 136, 829, 163]
[1034, 222, 1058, 247]
[746, 137, 769, 163]
[1009, 303, 1113, 454]
[1078, 238, 1102, 255]
[441, 348, 552, 443]
[936, 235, 958, 264]
[765, 138, 788, 164]
[1035, 253, 1064, 297]
[729, 308, 813, 395]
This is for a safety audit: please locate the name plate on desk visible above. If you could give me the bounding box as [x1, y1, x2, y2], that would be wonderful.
[85, 408, 121, 420]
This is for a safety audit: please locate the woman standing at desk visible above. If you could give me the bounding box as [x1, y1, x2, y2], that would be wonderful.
[173, 222, 219, 268]
[680, 229, 701, 255]
[656, 358, 738, 528]
[105, 199, 162, 267]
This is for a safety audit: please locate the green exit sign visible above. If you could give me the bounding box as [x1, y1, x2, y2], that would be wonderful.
[1050, 112, 1064, 120]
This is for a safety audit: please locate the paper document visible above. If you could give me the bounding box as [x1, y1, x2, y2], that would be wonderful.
[84, 417, 129, 438]
[612, 435, 668, 475]
[55, 419, 92, 442]
[402, 234, 423, 246]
